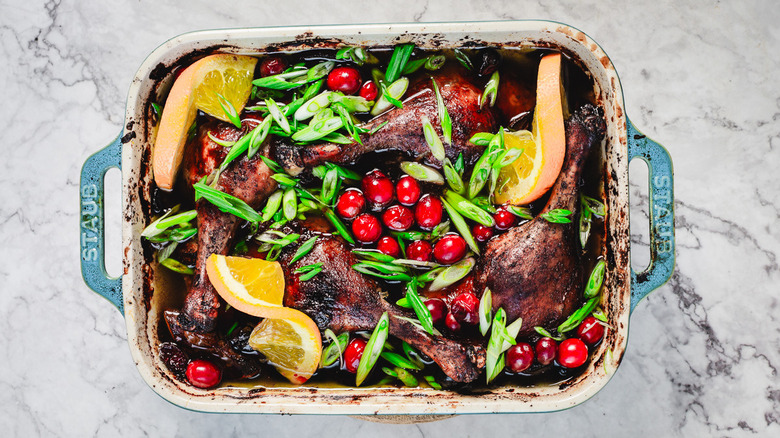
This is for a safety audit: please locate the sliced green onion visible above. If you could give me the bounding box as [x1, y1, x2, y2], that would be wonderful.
[468, 130, 504, 198]
[216, 92, 241, 128]
[400, 161, 444, 184]
[391, 259, 440, 269]
[534, 326, 564, 341]
[453, 49, 473, 70]
[252, 69, 309, 90]
[506, 205, 533, 220]
[415, 266, 445, 284]
[582, 195, 606, 216]
[206, 131, 236, 148]
[592, 307, 608, 323]
[298, 265, 322, 281]
[385, 44, 414, 84]
[394, 367, 418, 387]
[480, 71, 499, 108]
[265, 98, 291, 135]
[219, 133, 251, 171]
[320, 166, 340, 204]
[471, 196, 497, 214]
[431, 220, 451, 239]
[494, 147, 523, 169]
[443, 190, 494, 227]
[157, 241, 177, 262]
[382, 366, 398, 378]
[502, 317, 523, 351]
[160, 258, 194, 275]
[478, 288, 493, 336]
[406, 280, 435, 335]
[324, 208, 355, 244]
[194, 182, 261, 223]
[352, 249, 396, 263]
[331, 94, 373, 112]
[421, 115, 445, 162]
[402, 342, 426, 369]
[306, 61, 335, 82]
[356, 312, 389, 386]
[291, 117, 343, 142]
[352, 263, 412, 281]
[271, 173, 298, 187]
[424, 375, 442, 390]
[392, 314, 442, 336]
[294, 91, 334, 121]
[584, 260, 607, 298]
[380, 352, 421, 370]
[391, 230, 431, 241]
[429, 257, 475, 291]
[441, 199, 479, 254]
[146, 227, 197, 243]
[541, 208, 573, 224]
[558, 296, 600, 333]
[395, 296, 411, 308]
[371, 77, 409, 116]
[431, 79, 452, 145]
[355, 260, 407, 273]
[425, 55, 446, 71]
[151, 102, 162, 119]
[454, 153, 465, 175]
[261, 190, 283, 222]
[580, 207, 593, 248]
[401, 58, 426, 75]
[295, 262, 322, 274]
[486, 308, 507, 383]
[282, 188, 297, 221]
[468, 132, 494, 146]
[320, 331, 348, 367]
[290, 236, 318, 264]
[247, 117, 273, 158]
[142, 208, 196, 238]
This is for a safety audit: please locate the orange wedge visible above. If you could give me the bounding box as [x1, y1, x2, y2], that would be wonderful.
[152, 54, 257, 190]
[248, 315, 322, 384]
[494, 53, 566, 205]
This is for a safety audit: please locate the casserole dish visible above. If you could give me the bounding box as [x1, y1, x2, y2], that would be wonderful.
[79, 21, 675, 415]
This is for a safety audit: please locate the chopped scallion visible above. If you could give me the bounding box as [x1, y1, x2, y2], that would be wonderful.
[356, 312, 389, 386]
[429, 257, 475, 291]
[400, 161, 444, 185]
[440, 199, 479, 254]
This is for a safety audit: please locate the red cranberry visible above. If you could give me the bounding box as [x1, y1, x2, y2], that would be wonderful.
[424, 298, 447, 325]
[336, 189, 365, 219]
[535, 337, 558, 366]
[506, 343, 535, 373]
[407, 240, 433, 262]
[577, 316, 605, 346]
[327, 66, 362, 95]
[472, 224, 494, 242]
[352, 213, 382, 244]
[377, 236, 401, 258]
[558, 338, 588, 368]
[344, 338, 367, 373]
[382, 205, 414, 231]
[450, 292, 479, 325]
[494, 208, 516, 230]
[396, 175, 421, 206]
[433, 234, 467, 264]
[185, 359, 222, 389]
[445, 312, 461, 331]
[259, 56, 288, 77]
[362, 170, 394, 207]
[359, 80, 379, 101]
[415, 195, 443, 230]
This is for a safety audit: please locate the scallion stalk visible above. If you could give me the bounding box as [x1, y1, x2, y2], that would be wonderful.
[320, 166, 340, 204]
[142, 209, 196, 238]
[582, 195, 606, 216]
[290, 236, 318, 264]
[380, 351, 421, 370]
[405, 280, 435, 335]
[352, 263, 412, 281]
[429, 257, 476, 291]
[282, 188, 297, 221]
[421, 116, 445, 162]
[356, 312, 389, 386]
[584, 260, 606, 298]
[265, 98, 291, 135]
[400, 162, 444, 185]
[425, 55, 446, 71]
[480, 70, 499, 108]
[294, 91, 334, 121]
[534, 326, 564, 341]
[506, 205, 533, 220]
[352, 249, 396, 263]
[324, 208, 355, 244]
[478, 288, 493, 336]
[194, 182, 261, 223]
[557, 296, 600, 333]
[216, 93, 242, 129]
[261, 190, 283, 222]
[247, 117, 273, 158]
[370, 77, 409, 116]
[443, 190, 494, 227]
[540, 209, 573, 224]
[320, 331, 348, 367]
[206, 131, 236, 148]
[431, 78, 452, 144]
[468, 132, 494, 146]
[385, 44, 414, 84]
[440, 199, 479, 254]
[160, 258, 195, 275]
[485, 308, 507, 383]
[453, 49, 473, 70]
[291, 117, 343, 142]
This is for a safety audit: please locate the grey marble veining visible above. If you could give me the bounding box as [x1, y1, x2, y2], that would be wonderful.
[1, 0, 778, 436]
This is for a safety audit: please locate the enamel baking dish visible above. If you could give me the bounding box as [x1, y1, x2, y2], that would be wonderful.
[79, 21, 675, 416]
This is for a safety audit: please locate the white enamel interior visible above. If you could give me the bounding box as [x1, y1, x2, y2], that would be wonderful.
[120, 21, 631, 415]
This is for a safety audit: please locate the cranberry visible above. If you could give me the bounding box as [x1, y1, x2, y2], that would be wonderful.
[558, 338, 588, 368]
[160, 342, 189, 376]
[336, 189, 365, 219]
[407, 240, 433, 262]
[472, 224, 494, 242]
[327, 66, 362, 95]
[362, 170, 394, 207]
[382, 205, 414, 231]
[259, 56, 288, 77]
[424, 298, 447, 325]
[344, 338, 367, 373]
[494, 208, 516, 230]
[359, 80, 379, 101]
[450, 292, 479, 325]
[506, 343, 535, 373]
[535, 337, 558, 366]
[433, 234, 467, 264]
[445, 312, 461, 331]
[352, 213, 382, 244]
[396, 175, 421, 206]
[377, 236, 401, 258]
[185, 359, 222, 389]
[415, 195, 443, 230]
[577, 316, 605, 346]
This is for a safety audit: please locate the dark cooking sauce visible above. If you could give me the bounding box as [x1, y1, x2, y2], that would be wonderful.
[148, 45, 606, 391]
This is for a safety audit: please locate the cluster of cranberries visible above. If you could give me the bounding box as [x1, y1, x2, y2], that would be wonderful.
[505, 316, 605, 373]
[336, 170, 470, 265]
[260, 56, 379, 101]
[160, 342, 222, 389]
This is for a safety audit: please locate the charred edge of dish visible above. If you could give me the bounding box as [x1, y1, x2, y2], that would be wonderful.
[121, 131, 136, 144]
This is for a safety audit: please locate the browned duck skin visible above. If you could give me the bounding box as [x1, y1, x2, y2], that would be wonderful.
[280, 229, 483, 383]
[473, 104, 606, 336]
[273, 66, 498, 175]
[176, 120, 277, 334]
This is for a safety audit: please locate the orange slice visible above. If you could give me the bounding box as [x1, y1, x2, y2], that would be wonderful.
[494, 53, 566, 205]
[248, 315, 322, 384]
[152, 54, 257, 190]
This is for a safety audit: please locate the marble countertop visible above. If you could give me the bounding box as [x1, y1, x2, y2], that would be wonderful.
[1, 0, 778, 436]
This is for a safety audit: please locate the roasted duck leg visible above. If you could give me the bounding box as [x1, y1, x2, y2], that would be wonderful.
[281, 230, 484, 383]
[474, 104, 606, 336]
[273, 67, 498, 175]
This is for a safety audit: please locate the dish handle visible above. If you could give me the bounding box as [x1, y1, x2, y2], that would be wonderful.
[80, 133, 124, 315]
[627, 119, 675, 313]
